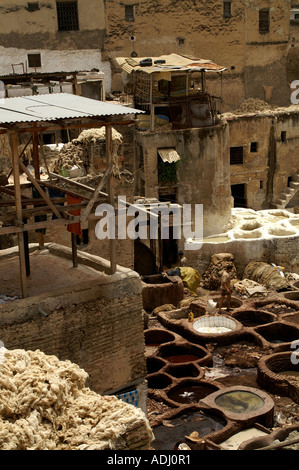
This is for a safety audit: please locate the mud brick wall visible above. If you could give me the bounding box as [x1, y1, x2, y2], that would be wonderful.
[0, 272, 146, 395]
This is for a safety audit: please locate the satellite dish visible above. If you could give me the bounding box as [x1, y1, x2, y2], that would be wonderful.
[0, 81, 5, 99]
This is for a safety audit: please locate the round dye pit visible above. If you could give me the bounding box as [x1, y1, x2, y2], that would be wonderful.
[146, 356, 167, 375]
[257, 352, 299, 403]
[151, 409, 227, 451]
[164, 362, 204, 379]
[144, 328, 176, 347]
[201, 386, 274, 425]
[212, 296, 243, 309]
[256, 300, 299, 315]
[254, 322, 299, 347]
[283, 291, 299, 302]
[231, 310, 277, 328]
[158, 342, 211, 366]
[193, 315, 238, 335]
[166, 380, 220, 406]
[214, 390, 265, 414]
[147, 372, 173, 390]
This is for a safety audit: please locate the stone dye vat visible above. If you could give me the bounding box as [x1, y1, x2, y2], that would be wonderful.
[151, 406, 228, 451]
[193, 315, 238, 335]
[257, 352, 299, 404]
[201, 386, 274, 427]
[283, 291, 299, 302]
[254, 322, 299, 351]
[164, 362, 204, 380]
[157, 308, 243, 346]
[141, 274, 184, 311]
[231, 310, 277, 327]
[166, 379, 221, 406]
[158, 342, 212, 367]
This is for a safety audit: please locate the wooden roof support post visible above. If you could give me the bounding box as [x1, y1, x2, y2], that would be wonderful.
[150, 74, 154, 132]
[11, 132, 28, 298]
[106, 125, 116, 275]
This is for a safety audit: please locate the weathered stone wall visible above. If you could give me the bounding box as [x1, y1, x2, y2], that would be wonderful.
[227, 110, 299, 209]
[105, 0, 292, 108]
[0, 260, 146, 395]
[135, 123, 232, 237]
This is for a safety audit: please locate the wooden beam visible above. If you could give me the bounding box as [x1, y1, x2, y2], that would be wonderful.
[19, 161, 62, 219]
[0, 215, 80, 236]
[11, 132, 28, 298]
[106, 126, 116, 274]
[80, 163, 114, 222]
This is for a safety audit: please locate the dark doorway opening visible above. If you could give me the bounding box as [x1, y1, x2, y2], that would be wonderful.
[231, 183, 247, 207]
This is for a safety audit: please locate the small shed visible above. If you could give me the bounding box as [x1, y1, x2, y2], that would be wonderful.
[0, 93, 143, 298]
[115, 53, 227, 130]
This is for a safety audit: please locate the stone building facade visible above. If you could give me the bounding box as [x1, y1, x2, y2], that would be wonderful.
[104, 0, 293, 110]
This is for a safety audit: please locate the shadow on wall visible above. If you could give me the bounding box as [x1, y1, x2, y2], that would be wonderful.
[134, 239, 158, 276]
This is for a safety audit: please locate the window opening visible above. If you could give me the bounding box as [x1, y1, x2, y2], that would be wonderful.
[56, 1, 79, 31]
[27, 53, 41, 68]
[230, 146, 244, 165]
[259, 9, 269, 33]
[223, 1, 232, 18]
[125, 5, 134, 21]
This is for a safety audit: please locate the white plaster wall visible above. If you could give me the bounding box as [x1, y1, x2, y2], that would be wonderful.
[0, 46, 112, 93]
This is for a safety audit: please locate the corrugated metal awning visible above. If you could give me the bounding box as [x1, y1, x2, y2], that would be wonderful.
[158, 148, 181, 163]
[0, 93, 144, 125]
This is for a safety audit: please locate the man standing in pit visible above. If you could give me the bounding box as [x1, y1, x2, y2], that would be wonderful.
[218, 264, 233, 313]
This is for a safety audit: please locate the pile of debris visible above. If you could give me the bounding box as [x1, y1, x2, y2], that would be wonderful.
[234, 98, 273, 114]
[201, 253, 237, 290]
[0, 348, 153, 450]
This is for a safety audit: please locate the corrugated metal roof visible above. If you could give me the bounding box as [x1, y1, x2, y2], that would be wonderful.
[115, 53, 227, 74]
[0, 93, 144, 124]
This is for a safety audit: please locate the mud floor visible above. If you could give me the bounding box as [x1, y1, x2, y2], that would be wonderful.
[0, 249, 104, 298]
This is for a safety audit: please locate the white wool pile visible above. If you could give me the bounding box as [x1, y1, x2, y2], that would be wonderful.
[0, 349, 153, 450]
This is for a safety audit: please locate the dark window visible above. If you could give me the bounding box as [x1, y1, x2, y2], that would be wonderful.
[56, 1, 79, 31]
[260, 180, 264, 189]
[27, 2, 40, 11]
[250, 142, 258, 152]
[178, 38, 185, 45]
[125, 5, 134, 21]
[259, 9, 269, 33]
[223, 1, 232, 18]
[281, 131, 287, 142]
[230, 146, 244, 165]
[27, 53, 41, 68]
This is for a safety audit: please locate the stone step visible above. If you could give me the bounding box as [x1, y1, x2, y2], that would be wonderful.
[290, 181, 299, 190]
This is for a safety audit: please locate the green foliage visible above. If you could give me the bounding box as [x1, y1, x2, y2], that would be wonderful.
[158, 160, 178, 184]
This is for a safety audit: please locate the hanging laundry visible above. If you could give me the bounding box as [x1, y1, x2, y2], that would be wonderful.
[66, 194, 82, 238]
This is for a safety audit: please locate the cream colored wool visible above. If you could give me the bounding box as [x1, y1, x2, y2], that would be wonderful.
[0, 349, 153, 450]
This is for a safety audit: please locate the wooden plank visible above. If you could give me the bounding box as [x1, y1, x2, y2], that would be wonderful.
[0, 216, 80, 236]
[80, 163, 114, 222]
[106, 126, 116, 274]
[71, 232, 78, 268]
[11, 132, 28, 298]
[19, 160, 62, 219]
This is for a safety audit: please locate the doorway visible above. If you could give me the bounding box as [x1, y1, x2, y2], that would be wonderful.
[231, 183, 247, 207]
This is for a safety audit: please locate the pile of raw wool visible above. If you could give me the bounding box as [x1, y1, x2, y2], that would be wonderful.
[0, 348, 153, 450]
